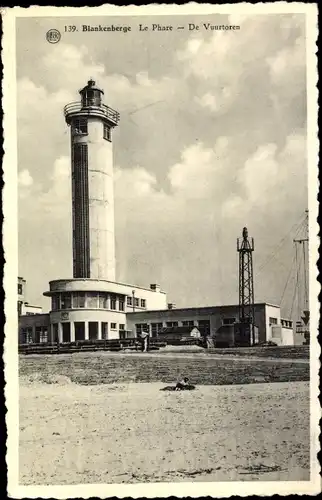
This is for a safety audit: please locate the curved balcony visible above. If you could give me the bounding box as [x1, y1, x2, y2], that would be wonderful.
[64, 101, 120, 127]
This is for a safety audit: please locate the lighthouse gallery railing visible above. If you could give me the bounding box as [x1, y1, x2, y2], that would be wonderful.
[64, 101, 120, 125]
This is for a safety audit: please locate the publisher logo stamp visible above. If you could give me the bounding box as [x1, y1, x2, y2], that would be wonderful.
[46, 29, 61, 44]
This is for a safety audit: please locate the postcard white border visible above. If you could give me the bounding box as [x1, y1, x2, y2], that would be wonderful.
[2, 3, 320, 498]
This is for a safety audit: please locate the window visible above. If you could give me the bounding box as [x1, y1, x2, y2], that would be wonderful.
[52, 294, 60, 311]
[119, 331, 126, 339]
[134, 298, 139, 307]
[140, 299, 146, 308]
[83, 90, 99, 107]
[35, 326, 49, 343]
[119, 298, 125, 311]
[72, 294, 77, 308]
[39, 327, 48, 343]
[20, 328, 26, 343]
[72, 292, 86, 308]
[111, 323, 117, 330]
[101, 322, 108, 339]
[110, 296, 117, 310]
[136, 324, 142, 335]
[151, 323, 163, 337]
[72, 118, 88, 135]
[127, 296, 132, 306]
[18, 283, 23, 295]
[98, 293, 107, 309]
[87, 292, 98, 308]
[269, 317, 278, 325]
[23, 327, 33, 343]
[166, 321, 178, 327]
[17, 302, 22, 316]
[103, 124, 111, 141]
[182, 320, 194, 326]
[119, 324, 125, 331]
[35, 326, 42, 343]
[61, 294, 71, 309]
[223, 317, 236, 325]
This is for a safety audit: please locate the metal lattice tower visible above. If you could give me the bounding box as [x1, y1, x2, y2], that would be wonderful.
[237, 227, 255, 345]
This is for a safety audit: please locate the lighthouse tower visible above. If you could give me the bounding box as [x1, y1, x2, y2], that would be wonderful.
[64, 79, 120, 281]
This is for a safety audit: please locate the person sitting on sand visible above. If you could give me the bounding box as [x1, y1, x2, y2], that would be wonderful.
[160, 377, 195, 391]
[175, 377, 190, 391]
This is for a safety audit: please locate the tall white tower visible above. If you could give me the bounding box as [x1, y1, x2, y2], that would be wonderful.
[64, 79, 120, 281]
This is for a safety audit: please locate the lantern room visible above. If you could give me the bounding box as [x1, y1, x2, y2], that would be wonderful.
[79, 78, 104, 108]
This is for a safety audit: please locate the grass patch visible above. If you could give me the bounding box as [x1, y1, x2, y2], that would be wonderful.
[19, 352, 309, 386]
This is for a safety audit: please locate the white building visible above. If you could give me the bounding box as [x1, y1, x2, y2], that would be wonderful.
[126, 303, 295, 347]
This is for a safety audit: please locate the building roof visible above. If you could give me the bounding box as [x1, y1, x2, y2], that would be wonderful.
[127, 302, 281, 316]
[45, 278, 167, 295]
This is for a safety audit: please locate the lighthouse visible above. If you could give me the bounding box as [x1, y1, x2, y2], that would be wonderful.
[64, 79, 120, 281]
[41, 80, 166, 344]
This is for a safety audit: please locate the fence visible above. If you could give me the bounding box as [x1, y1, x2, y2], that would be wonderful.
[18, 338, 167, 355]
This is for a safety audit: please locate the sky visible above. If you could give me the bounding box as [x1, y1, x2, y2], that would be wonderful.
[16, 13, 309, 319]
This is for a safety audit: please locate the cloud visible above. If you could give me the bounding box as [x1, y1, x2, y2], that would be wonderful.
[179, 14, 306, 116]
[41, 44, 105, 92]
[19, 156, 71, 220]
[18, 169, 33, 188]
[222, 132, 306, 217]
[115, 166, 159, 199]
[266, 36, 306, 108]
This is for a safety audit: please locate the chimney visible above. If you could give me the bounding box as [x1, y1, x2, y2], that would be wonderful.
[168, 303, 176, 310]
[150, 283, 161, 292]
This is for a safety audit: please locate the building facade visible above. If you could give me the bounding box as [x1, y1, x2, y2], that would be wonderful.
[19, 299, 296, 346]
[18, 276, 42, 320]
[126, 303, 295, 347]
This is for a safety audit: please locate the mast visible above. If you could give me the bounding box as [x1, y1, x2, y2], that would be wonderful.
[293, 210, 309, 343]
[237, 227, 255, 345]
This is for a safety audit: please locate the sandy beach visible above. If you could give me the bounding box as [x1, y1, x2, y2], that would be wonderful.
[19, 379, 309, 484]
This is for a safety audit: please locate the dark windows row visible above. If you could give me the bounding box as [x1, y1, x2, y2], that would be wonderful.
[20, 326, 48, 344]
[126, 296, 146, 308]
[135, 319, 211, 336]
[51, 292, 125, 311]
